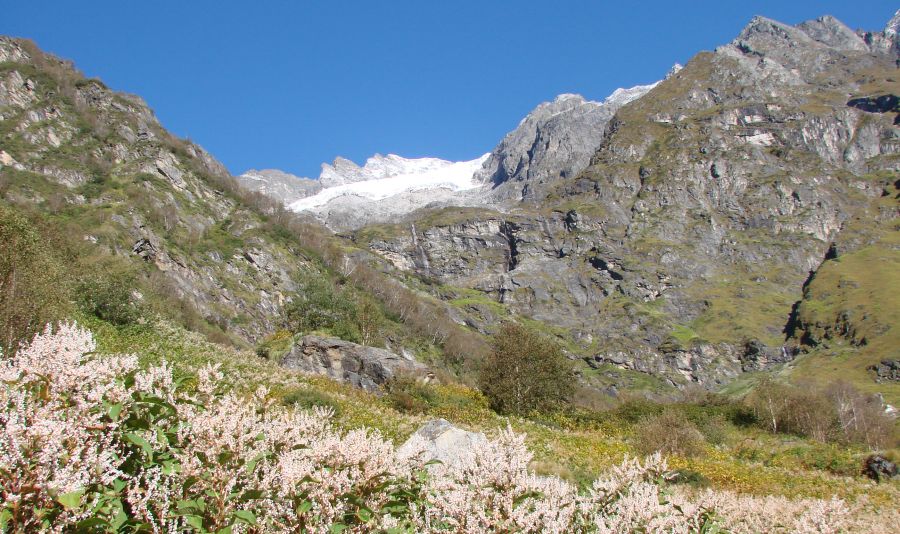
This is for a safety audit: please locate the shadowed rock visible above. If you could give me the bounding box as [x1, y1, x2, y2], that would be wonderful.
[281, 335, 430, 393]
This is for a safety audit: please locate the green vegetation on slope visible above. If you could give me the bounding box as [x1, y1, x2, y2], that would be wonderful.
[80, 314, 899, 504]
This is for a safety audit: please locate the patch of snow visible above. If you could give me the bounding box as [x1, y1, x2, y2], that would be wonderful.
[885, 9, 900, 38]
[602, 82, 659, 108]
[289, 154, 490, 212]
[666, 63, 684, 78]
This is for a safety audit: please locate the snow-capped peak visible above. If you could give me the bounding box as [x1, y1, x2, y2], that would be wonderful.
[602, 82, 659, 107]
[666, 63, 684, 78]
[318, 153, 478, 187]
[601, 63, 681, 108]
[289, 153, 490, 212]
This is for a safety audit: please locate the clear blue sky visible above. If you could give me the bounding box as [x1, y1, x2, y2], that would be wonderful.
[2, 1, 895, 177]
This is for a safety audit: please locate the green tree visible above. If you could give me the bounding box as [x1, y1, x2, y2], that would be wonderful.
[354, 296, 384, 346]
[478, 323, 572, 416]
[283, 274, 360, 342]
[0, 204, 70, 355]
[75, 268, 142, 325]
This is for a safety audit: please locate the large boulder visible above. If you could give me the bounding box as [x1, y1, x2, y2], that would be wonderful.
[397, 418, 488, 468]
[281, 335, 429, 393]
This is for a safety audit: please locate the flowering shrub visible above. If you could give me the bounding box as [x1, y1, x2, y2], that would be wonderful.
[0, 324, 891, 533]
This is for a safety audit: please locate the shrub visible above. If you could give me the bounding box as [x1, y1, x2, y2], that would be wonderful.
[698, 415, 731, 446]
[281, 387, 342, 418]
[0, 204, 69, 355]
[284, 274, 361, 342]
[611, 398, 665, 424]
[746, 378, 893, 449]
[385, 375, 437, 415]
[745, 377, 793, 434]
[477, 323, 572, 416]
[745, 378, 837, 440]
[634, 409, 707, 458]
[74, 270, 142, 325]
[826, 380, 895, 449]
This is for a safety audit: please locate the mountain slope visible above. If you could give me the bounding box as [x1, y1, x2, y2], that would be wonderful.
[354, 12, 900, 396]
[0, 36, 315, 343]
[0, 36, 487, 372]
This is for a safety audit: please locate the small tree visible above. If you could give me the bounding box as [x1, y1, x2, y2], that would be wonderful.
[354, 296, 384, 346]
[75, 269, 142, 326]
[478, 323, 572, 416]
[0, 205, 69, 355]
[745, 377, 792, 434]
[283, 274, 361, 342]
[635, 409, 707, 457]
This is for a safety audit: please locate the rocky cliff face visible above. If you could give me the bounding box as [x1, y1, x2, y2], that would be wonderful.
[236, 168, 321, 205]
[358, 13, 900, 391]
[474, 80, 669, 202]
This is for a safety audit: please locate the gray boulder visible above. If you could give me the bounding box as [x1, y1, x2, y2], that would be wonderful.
[397, 418, 488, 467]
[281, 335, 429, 393]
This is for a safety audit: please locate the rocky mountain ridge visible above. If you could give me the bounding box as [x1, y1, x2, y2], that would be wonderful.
[237, 168, 321, 205]
[475, 64, 682, 202]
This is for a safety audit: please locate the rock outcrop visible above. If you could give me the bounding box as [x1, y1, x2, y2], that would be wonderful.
[869, 360, 900, 383]
[281, 335, 430, 393]
[236, 169, 321, 205]
[476, 89, 653, 201]
[397, 419, 488, 467]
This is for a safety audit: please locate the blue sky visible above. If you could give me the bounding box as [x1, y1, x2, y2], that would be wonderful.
[2, 1, 895, 177]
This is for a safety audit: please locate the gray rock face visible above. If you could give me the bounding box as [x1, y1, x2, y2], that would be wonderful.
[397, 418, 488, 467]
[475, 89, 656, 201]
[236, 169, 322, 205]
[860, 9, 900, 56]
[796, 15, 868, 52]
[281, 335, 430, 393]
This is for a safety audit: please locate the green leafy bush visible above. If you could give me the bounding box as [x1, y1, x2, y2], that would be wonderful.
[75, 270, 142, 325]
[0, 204, 69, 355]
[634, 409, 707, 458]
[477, 323, 572, 416]
[281, 387, 342, 417]
[385, 375, 437, 415]
[284, 274, 362, 342]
